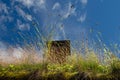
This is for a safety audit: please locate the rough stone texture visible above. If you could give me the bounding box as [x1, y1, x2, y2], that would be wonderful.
[47, 40, 70, 63]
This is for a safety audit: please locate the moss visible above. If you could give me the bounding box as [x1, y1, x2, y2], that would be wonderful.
[64, 72, 78, 79]
[0, 53, 120, 80]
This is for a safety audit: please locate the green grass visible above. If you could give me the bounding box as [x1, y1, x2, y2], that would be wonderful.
[0, 22, 120, 80]
[0, 53, 120, 80]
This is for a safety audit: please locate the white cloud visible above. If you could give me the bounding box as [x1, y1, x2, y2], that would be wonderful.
[52, 2, 60, 10]
[80, 0, 88, 6]
[0, 14, 13, 26]
[0, 41, 7, 50]
[17, 20, 30, 31]
[37, 0, 46, 9]
[62, 2, 76, 19]
[18, 23, 30, 31]
[52, 23, 66, 40]
[16, 6, 25, 17]
[0, 46, 43, 64]
[0, 3, 14, 32]
[16, 0, 46, 9]
[18, 0, 33, 8]
[12, 47, 24, 59]
[0, 41, 43, 64]
[59, 23, 66, 39]
[0, 3, 9, 14]
[0, 3, 13, 22]
[78, 13, 86, 23]
[26, 14, 32, 21]
[16, 6, 32, 21]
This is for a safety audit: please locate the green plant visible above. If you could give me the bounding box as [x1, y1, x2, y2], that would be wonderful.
[111, 59, 120, 74]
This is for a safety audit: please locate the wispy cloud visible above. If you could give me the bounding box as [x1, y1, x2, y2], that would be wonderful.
[62, 2, 76, 19]
[59, 23, 66, 39]
[16, 0, 34, 8]
[26, 14, 32, 21]
[0, 1, 33, 34]
[0, 2, 9, 14]
[77, 12, 87, 23]
[37, 0, 46, 9]
[52, 2, 61, 10]
[16, 0, 46, 9]
[17, 20, 30, 31]
[52, 23, 66, 40]
[16, 6, 32, 21]
[0, 41, 7, 50]
[0, 42, 43, 64]
[80, 0, 88, 6]
[0, 3, 13, 22]
[16, 6, 26, 17]
[0, 2, 13, 31]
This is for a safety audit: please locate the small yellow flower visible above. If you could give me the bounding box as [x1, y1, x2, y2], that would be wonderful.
[2, 68, 5, 71]
[9, 64, 14, 68]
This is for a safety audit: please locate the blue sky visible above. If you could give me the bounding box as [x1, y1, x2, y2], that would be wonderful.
[0, 0, 120, 48]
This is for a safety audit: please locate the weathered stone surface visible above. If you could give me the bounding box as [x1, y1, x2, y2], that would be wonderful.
[47, 40, 70, 63]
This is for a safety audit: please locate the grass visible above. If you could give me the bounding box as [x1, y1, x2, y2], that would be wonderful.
[0, 52, 120, 80]
[0, 39, 120, 80]
[0, 21, 120, 80]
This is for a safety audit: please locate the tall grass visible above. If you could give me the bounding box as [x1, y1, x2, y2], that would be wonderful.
[0, 22, 120, 80]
